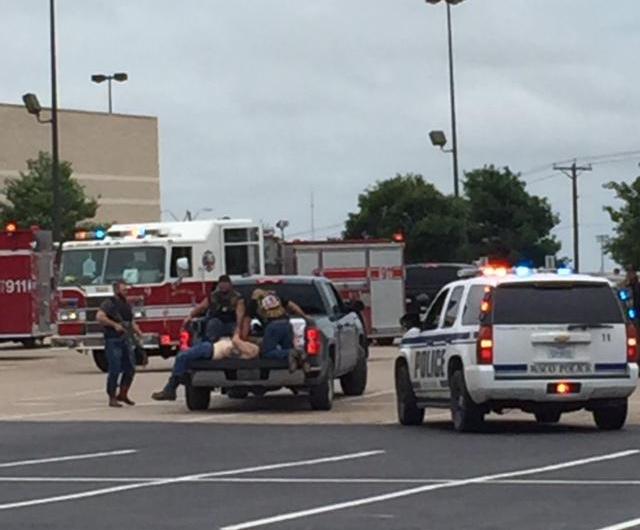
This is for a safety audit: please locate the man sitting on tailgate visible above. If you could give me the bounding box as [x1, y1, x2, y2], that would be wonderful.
[183, 275, 244, 343]
[234, 288, 310, 372]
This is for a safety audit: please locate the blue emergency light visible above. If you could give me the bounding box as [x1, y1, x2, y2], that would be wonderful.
[557, 267, 572, 276]
[95, 229, 106, 239]
[515, 266, 531, 277]
[629, 308, 637, 320]
[619, 289, 630, 302]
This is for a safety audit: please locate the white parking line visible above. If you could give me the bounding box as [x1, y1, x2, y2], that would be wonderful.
[0, 449, 384, 511]
[16, 389, 103, 403]
[593, 516, 640, 530]
[0, 449, 137, 469]
[2, 476, 640, 486]
[339, 390, 394, 403]
[221, 449, 640, 530]
[178, 413, 243, 423]
[0, 406, 111, 420]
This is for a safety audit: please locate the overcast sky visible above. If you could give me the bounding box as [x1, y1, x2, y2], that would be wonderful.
[2, 0, 639, 270]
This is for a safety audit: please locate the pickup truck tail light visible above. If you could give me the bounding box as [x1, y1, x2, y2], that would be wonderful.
[627, 324, 637, 362]
[306, 327, 321, 356]
[179, 331, 191, 351]
[477, 325, 493, 365]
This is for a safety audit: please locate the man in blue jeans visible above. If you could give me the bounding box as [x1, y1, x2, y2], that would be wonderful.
[246, 288, 310, 372]
[151, 276, 246, 401]
[96, 280, 143, 408]
[182, 275, 245, 343]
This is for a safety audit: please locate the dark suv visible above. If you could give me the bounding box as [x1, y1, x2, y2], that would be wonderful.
[184, 276, 368, 411]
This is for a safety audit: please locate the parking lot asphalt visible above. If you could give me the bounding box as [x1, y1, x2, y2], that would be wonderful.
[3, 345, 640, 529]
[3, 422, 640, 529]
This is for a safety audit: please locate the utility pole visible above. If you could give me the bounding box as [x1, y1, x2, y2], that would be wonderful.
[553, 161, 592, 272]
[596, 235, 609, 274]
[310, 191, 316, 240]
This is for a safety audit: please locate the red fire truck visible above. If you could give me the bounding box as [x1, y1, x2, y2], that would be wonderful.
[0, 223, 55, 348]
[53, 219, 264, 371]
[283, 240, 405, 344]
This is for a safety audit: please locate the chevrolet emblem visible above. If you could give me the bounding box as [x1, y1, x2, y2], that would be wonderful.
[554, 335, 571, 343]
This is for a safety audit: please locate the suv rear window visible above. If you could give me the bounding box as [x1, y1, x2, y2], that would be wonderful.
[492, 283, 624, 325]
[235, 282, 327, 315]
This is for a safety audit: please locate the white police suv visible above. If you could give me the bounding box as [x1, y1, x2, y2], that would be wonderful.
[395, 267, 639, 432]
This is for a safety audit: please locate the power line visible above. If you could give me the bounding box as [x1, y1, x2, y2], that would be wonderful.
[521, 149, 640, 177]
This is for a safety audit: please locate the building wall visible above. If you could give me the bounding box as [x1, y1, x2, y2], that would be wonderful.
[0, 103, 160, 224]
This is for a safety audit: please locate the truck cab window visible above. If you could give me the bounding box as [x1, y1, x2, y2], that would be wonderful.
[170, 247, 193, 278]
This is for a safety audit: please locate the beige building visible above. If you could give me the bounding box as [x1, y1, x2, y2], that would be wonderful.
[0, 103, 160, 223]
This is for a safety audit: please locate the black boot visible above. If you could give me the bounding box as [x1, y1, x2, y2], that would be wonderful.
[151, 376, 179, 401]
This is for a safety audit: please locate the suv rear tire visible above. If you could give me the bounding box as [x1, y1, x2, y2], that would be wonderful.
[340, 348, 367, 396]
[185, 382, 211, 411]
[309, 358, 334, 411]
[92, 350, 108, 373]
[450, 370, 484, 432]
[593, 400, 627, 430]
[395, 360, 424, 426]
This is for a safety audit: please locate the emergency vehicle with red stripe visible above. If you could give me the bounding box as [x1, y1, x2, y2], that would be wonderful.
[0, 223, 55, 348]
[283, 239, 405, 344]
[53, 219, 264, 372]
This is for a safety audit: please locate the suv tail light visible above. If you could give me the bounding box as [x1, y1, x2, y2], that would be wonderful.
[306, 327, 321, 356]
[627, 324, 637, 362]
[477, 325, 493, 365]
[160, 334, 171, 346]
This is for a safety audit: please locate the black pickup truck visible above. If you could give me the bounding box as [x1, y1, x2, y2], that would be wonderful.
[184, 276, 368, 411]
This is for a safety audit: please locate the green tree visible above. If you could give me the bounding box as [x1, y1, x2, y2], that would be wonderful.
[603, 177, 640, 267]
[0, 152, 98, 241]
[344, 173, 469, 262]
[464, 165, 560, 266]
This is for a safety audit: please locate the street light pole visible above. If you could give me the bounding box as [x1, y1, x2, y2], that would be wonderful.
[91, 73, 128, 113]
[426, 0, 464, 197]
[445, 2, 460, 198]
[49, 0, 61, 244]
[107, 77, 112, 114]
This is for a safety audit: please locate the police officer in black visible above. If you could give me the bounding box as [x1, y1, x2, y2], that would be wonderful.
[96, 280, 143, 408]
[182, 275, 245, 342]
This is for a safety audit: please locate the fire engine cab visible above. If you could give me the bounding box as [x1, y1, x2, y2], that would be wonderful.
[53, 219, 264, 372]
[0, 223, 55, 348]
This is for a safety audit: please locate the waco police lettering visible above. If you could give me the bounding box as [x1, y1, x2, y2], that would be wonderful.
[414, 349, 446, 379]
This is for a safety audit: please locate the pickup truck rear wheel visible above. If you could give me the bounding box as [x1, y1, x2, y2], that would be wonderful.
[395, 360, 424, 426]
[340, 349, 368, 396]
[450, 370, 484, 432]
[593, 400, 627, 430]
[309, 359, 334, 411]
[185, 382, 211, 411]
[92, 350, 108, 373]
